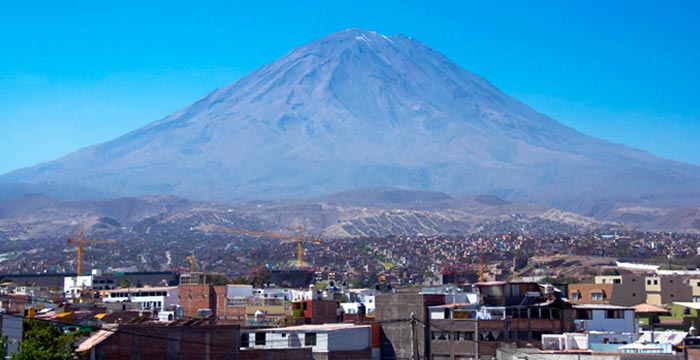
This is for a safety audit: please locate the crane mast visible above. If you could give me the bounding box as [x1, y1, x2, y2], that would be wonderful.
[478, 237, 484, 282]
[186, 254, 196, 273]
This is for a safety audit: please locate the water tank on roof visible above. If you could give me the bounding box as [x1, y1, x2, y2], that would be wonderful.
[196, 308, 213, 318]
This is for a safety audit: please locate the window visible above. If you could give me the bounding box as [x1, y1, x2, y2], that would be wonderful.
[605, 310, 624, 319]
[431, 331, 449, 341]
[647, 280, 651, 285]
[571, 292, 580, 301]
[305, 333, 317, 346]
[576, 309, 592, 320]
[255, 332, 266, 346]
[591, 292, 604, 301]
[241, 333, 250, 348]
[654, 279, 658, 285]
[457, 331, 474, 341]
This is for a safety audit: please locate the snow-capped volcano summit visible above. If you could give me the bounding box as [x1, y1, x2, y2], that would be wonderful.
[3, 28, 700, 209]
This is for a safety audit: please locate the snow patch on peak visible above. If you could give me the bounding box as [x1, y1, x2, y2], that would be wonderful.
[355, 34, 371, 44]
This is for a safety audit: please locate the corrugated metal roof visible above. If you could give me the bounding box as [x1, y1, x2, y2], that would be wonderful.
[638, 331, 688, 346]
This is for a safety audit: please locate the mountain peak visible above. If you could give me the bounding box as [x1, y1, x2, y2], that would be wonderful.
[328, 28, 393, 41]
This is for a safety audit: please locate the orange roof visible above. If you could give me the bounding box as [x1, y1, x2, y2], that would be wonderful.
[632, 303, 670, 313]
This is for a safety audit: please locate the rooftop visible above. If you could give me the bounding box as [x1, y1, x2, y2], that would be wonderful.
[573, 304, 633, 310]
[265, 324, 371, 332]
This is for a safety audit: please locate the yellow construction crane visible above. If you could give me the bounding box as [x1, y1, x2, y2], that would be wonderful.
[478, 237, 484, 282]
[220, 225, 323, 268]
[186, 255, 196, 273]
[67, 231, 116, 275]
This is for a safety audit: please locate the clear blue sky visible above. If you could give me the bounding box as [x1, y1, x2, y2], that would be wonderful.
[1, 0, 699, 174]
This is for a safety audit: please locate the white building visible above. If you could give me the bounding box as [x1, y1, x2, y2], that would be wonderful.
[341, 288, 379, 315]
[243, 324, 373, 358]
[101, 286, 179, 311]
[64, 275, 94, 299]
[253, 287, 294, 301]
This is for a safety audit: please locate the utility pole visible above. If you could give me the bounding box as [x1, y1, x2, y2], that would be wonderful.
[410, 312, 419, 360]
[475, 317, 480, 360]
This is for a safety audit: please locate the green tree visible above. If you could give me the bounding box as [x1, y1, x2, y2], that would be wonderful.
[205, 274, 230, 286]
[251, 267, 272, 288]
[16, 319, 77, 360]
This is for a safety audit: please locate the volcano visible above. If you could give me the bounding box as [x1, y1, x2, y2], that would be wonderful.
[3, 28, 700, 209]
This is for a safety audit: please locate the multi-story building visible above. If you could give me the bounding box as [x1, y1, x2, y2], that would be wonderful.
[102, 286, 178, 311]
[376, 282, 576, 359]
[591, 273, 699, 306]
[243, 324, 375, 360]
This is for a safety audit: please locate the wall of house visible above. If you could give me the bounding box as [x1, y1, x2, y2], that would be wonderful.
[326, 327, 371, 351]
[429, 318, 478, 359]
[575, 309, 635, 333]
[309, 300, 339, 324]
[178, 284, 215, 318]
[241, 348, 313, 360]
[610, 275, 646, 306]
[375, 293, 445, 360]
[659, 277, 693, 304]
[93, 324, 240, 360]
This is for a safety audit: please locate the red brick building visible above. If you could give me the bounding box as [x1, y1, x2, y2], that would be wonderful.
[291, 299, 339, 324]
[77, 323, 240, 360]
